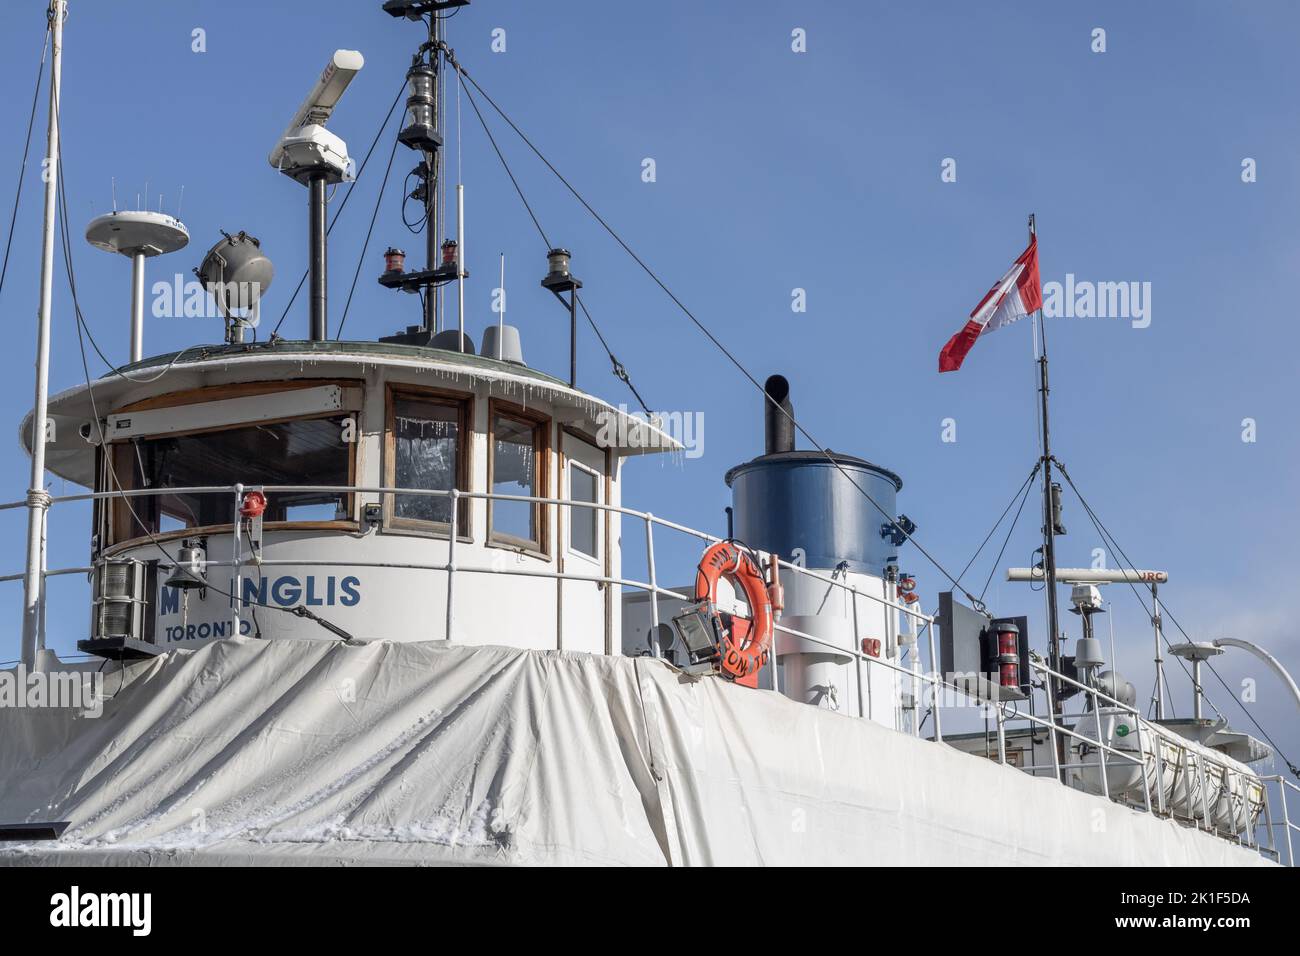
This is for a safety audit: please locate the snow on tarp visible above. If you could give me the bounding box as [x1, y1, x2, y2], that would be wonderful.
[0, 638, 1271, 866]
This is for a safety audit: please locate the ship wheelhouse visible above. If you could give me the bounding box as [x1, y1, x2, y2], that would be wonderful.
[22, 340, 676, 656]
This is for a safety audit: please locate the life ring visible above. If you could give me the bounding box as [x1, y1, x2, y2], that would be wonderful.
[693, 541, 777, 682]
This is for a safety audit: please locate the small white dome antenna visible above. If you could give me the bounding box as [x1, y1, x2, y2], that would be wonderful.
[85, 207, 189, 364]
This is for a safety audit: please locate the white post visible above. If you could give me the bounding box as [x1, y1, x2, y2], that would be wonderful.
[232, 484, 243, 639]
[130, 250, 145, 362]
[1152, 583, 1166, 720]
[497, 253, 505, 359]
[644, 514, 659, 656]
[20, 0, 66, 669]
[445, 488, 458, 640]
[456, 182, 465, 348]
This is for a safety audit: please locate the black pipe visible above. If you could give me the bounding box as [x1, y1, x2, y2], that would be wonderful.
[308, 172, 328, 341]
[569, 291, 577, 387]
[764, 374, 794, 455]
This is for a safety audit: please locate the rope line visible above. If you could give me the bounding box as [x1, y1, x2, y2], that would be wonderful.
[438, 45, 981, 608]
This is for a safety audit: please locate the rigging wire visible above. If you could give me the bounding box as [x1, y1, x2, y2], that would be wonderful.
[334, 131, 403, 339]
[1054, 459, 1298, 778]
[442, 48, 982, 608]
[954, 463, 1038, 588]
[458, 70, 653, 415]
[979, 470, 1038, 604]
[0, 22, 50, 303]
[269, 78, 408, 340]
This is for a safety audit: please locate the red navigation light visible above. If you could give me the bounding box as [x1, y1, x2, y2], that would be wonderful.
[383, 247, 406, 274]
[239, 491, 267, 518]
[995, 623, 1020, 688]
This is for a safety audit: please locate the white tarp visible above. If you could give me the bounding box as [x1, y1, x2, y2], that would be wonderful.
[0, 638, 1271, 866]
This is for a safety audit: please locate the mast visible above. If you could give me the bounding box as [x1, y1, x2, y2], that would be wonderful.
[21, 0, 66, 669]
[423, 10, 443, 335]
[382, 2, 466, 344]
[1031, 214, 1064, 725]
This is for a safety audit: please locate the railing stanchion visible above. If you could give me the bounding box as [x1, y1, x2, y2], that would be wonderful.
[925, 619, 942, 743]
[445, 488, 458, 641]
[1131, 715, 1153, 814]
[1260, 781, 1276, 860]
[1151, 726, 1168, 815]
[645, 514, 660, 657]
[232, 483, 243, 639]
[1198, 749, 1212, 831]
[1281, 778, 1295, 867]
[1092, 689, 1110, 799]
[851, 589, 864, 719]
[910, 660, 922, 737]
[1042, 661, 1062, 783]
[995, 700, 1007, 765]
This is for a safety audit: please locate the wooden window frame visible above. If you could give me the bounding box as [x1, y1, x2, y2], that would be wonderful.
[486, 398, 551, 558]
[383, 383, 474, 538]
[102, 379, 361, 548]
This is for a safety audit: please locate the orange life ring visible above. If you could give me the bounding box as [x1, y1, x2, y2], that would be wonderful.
[693, 541, 776, 682]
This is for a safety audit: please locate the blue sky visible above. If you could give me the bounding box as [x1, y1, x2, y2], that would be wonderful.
[0, 1, 1297, 773]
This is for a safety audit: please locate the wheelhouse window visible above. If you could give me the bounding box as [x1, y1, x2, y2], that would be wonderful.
[107, 414, 354, 545]
[386, 389, 471, 531]
[488, 404, 548, 553]
[568, 461, 599, 560]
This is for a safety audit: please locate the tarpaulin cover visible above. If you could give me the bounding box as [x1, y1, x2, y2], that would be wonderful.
[0, 638, 1270, 866]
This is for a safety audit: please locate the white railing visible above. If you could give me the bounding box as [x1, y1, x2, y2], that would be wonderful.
[0, 481, 1293, 864]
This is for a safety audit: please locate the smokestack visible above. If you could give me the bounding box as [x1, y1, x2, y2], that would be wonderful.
[764, 374, 795, 455]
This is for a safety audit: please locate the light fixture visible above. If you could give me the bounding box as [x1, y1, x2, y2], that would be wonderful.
[540, 248, 583, 387]
[398, 60, 440, 152]
[196, 231, 275, 345]
[671, 600, 722, 666]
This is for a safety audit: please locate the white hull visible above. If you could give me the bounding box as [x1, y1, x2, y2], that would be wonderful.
[0, 638, 1269, 866]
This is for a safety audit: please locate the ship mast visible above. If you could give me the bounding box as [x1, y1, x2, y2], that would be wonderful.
[380, 0, 469, 345]
[424, 9, 444, 334]
[1030, 214, 1065, 730]
[20, 0, 66, 669]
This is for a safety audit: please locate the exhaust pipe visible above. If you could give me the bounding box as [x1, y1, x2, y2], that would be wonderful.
[764, 374, 795, 455]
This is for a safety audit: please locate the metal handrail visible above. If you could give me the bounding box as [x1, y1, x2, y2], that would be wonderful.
[0, 480, 1287, 863]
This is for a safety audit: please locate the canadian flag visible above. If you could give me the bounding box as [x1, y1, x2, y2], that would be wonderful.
[938, 236, 1042, 373]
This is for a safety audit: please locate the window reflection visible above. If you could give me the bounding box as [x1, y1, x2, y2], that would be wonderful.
[490, 413, 542, 549]
[393, 397, 459, 524]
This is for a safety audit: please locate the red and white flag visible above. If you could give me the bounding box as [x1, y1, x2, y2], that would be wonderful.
[938, 236, 1042, 372]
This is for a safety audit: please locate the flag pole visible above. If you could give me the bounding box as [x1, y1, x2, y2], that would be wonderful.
[1030, 214, 1065, 753]
[21, 1, 66, 671]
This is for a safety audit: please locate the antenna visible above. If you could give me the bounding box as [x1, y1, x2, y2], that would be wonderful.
[269, 49, 365, 341]
[86, 210, 190, 363]
[497, 253, 505, 359]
